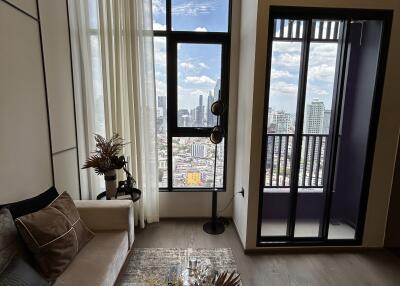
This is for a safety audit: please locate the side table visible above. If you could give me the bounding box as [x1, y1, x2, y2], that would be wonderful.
[96, 187, 141, 202]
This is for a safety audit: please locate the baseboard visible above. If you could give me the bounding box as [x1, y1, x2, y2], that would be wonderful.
[244, 246, 383, 254]
[232, 218, 246, 251]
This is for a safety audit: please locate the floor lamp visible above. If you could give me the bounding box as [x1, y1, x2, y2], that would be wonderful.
[203, 98, 225, 235]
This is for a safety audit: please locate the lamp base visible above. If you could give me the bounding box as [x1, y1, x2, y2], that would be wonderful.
[203, 220, 225, 235]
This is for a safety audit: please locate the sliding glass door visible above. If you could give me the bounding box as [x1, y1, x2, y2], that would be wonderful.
[258, 7, 392, 245]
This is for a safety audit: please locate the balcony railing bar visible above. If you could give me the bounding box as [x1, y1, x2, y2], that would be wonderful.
[288, 20, 293, 39]
[302, 136, 309, 186]
[315, 136, 322, 185]
[280, 19, 285, 39]
[270, 136, 275, 186]
[277, 136, 282, 185]
[296, 20, 301, 38]
[265, 134, 328, 188]
[283, 136, 289, 186]
[327, 21, 332, 39]
[309, 136, 316, 186]
[320, 136, 327, 187]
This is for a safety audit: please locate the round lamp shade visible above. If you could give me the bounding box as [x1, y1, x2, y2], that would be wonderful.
[210, 126, 224, 144]
[211, 100, 225, 116]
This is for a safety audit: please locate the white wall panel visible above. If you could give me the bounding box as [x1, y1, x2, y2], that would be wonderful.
[0, 1, 53, 203]
[6, 0, 37, 18]
[53, 148, 80, 200]
[38, 0, 76, 153]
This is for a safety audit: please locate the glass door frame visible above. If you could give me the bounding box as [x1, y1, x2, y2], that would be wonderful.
[257, 6, 393, 247]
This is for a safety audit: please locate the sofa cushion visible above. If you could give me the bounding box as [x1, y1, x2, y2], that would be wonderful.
[15, 192, 94, 280]
[1, 187, 59, 219]
[0, 256, 50, 286]
[0, 208, 20, 273]
[54, 231, 129, 286]
[49, 192, 94, 251]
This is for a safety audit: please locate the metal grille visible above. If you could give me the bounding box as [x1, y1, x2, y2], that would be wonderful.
[265, 134, 328, 188]
[273, 19, 341, 42]
[273, 19, 305, 40]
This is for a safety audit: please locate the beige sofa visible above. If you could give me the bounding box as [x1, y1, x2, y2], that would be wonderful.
[54, 200, 134, 286]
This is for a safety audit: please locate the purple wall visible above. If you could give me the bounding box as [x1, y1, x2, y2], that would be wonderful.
[330, 21, 382, 227]
[262, 192, 325, 219]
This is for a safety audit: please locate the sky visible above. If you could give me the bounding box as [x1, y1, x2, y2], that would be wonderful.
[153, 0, 229, 110]
[270, 41, 338, 114]
[152, 1, 338, 114]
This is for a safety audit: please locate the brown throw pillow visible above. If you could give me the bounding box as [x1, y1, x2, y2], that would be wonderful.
[15, 192, 94, 280]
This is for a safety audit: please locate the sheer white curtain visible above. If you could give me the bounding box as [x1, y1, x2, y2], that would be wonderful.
[69, 0, 159, 227]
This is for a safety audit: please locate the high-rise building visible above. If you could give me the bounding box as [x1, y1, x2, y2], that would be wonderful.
[207, 92, 215, 126]
[190, 109, 196, 125]
[274, 111, 292, 133]
[323, 110, 331, 134]
[304, 99, 325, 134]
[214, 79, 221, 102]
[157, 95, 167, 111]
[191, 143, 206, 158]
[178, 109, 190, 127]
[195, 94, 205, 127]
[157, 96, 167, 132]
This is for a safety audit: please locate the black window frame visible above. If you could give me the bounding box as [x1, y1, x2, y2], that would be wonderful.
[155, 0, 232, 192]
[256, 6, 393, 247]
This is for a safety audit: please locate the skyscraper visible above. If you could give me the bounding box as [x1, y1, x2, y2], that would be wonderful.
[304, 99, 325, 134]
[157, 96, 167, 132]
[207, 91, 214, 126]
[178, 109, 190, 127]
[214, 79, 221, 101]
[274, 111, 292, 133]
[195, 94, 205, 127]
[323, 110, 331, 134]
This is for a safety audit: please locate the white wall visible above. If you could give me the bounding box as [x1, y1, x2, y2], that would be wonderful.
[0, 0, 81, 204]
[38, 0, 81, 200]
[234, 0, 400, 249]
[232, 0, 259, 247]
[0, 0, 53, 203]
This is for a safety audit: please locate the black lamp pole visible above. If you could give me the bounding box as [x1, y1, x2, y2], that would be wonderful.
[203, 94, 225, 235]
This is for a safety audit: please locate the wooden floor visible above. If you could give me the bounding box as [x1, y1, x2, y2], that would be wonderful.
[133, 219, 400, 286]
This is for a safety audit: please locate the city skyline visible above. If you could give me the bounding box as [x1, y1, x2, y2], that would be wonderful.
[267, 99, 331, 135]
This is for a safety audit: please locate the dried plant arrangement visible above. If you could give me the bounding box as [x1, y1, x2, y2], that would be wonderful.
[213, 271, 241, 286]
[145, 270, 241, 286]
[82, 133, 127, 175]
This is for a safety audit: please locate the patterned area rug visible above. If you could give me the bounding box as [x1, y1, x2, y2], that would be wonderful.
[117, 248, 237, 285]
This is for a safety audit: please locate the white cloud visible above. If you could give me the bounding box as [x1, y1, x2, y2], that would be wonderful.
[308, 64, 335, 82]
[152, 0, 166, 16]
[153, 37, 166, 67]
[273, 42, 301, 53]
[271, 69, 293, 79]
[189, 89, 208, 97]
[274, 53, 301, 68]
[155, 79, 167, 97]
[270, 81, 298, 95]
[308, 43, 338, 66]
[153, 22, 166, 30]
[194, 27, 208, 32]
[185, 75, 216, 85]
[172, 0, 217, 16]
[198, 62, 209, 69]
[180, 62, 195, 70]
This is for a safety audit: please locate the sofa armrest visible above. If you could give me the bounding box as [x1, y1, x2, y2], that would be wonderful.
[74, 200, 134, 248]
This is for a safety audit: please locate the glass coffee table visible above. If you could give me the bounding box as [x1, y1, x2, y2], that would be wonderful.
[165, 258, 220, 286]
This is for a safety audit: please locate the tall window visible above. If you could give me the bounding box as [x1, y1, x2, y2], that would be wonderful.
[152, 0, 231, 191]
